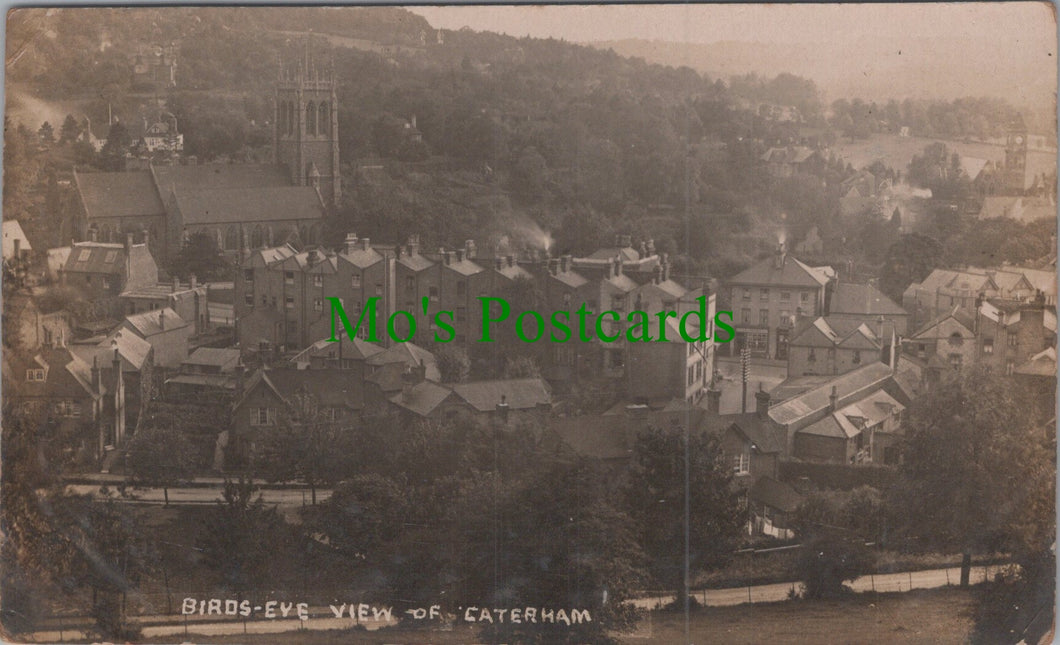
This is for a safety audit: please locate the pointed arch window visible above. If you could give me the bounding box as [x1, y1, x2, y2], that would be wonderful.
[306, 102, 317, 136]
[224, 226, 240, 251]
[250, 225, 264, 249]
[318, 102, 329, 136]
[286, 102, 295, 136]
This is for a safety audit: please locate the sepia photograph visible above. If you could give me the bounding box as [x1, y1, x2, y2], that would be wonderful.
[1, 3, 1056, 643]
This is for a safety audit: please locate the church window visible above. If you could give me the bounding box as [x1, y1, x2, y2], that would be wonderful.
[286, 102, 295, 135]
[224, 227, 240, 251]
[306, 102, 317, 136]
[250, 226, 264, 249]
[318, 102, 329, 135]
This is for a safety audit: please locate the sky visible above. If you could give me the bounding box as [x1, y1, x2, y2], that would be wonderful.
[409, 2, 1056, 47]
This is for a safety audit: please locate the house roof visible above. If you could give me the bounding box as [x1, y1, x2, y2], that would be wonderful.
[172, 186, 324, 225]
[829, 282, 907, 317]
[388, 380, 454, 417]
[727, 253, 831, 289]
[911, 306, 976, 339]
[549, 414, 637, 460]
[586, 246, 641, 262]
[749, 476, 803, 514]
[396, 253, 434, 272]
[238, 367, 365, 412]
[78, 329, 152, 372]
[251, 245, 299, 266]
[450, 377, 551, 412]
[123, 307, 188, 337]
[152, 163, 291, 192]
[338, 247, 383, 269]
[550, 270, 588, 288]
[837, 389, 904, 427]
[790, 316, 881, 349]
[74, 170, 166, 220]
[1015, 346, 1058, 377]
[367, 342, 441, 381]
[769, 362, 894, 427]
[9, 346, 100, 400]
[184, 347, 241, 370]
[705, 412, 783, 454]
[63, 242, 127, 275]
[441, 257, 485, 277]
[2, 220, 31, 257]
[290, 337, 384, 366]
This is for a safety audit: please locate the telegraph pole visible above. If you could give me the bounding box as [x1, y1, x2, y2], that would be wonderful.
[741, 347, 751, 413]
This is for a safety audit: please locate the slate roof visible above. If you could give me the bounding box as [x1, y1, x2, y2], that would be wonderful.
[9, 347, 100, 400]
[450, 377, 551, 412]
[184, 347, 241, 370]
[790, 316, 881, 349]
[367, 342, 441, 381]
[173, 186, 324, 225]
[702, 412, 784, 454]
[549, 415, 637, 460]
[388, 381, 454, 417]
[339, 247, 384, 269]
[586, 246, 641, 262]
[290, 337, 384, 366]
[829, 282, 907, 317]
[64, 243, 126, 275]
[728, 253, 831, 289]
[74, 170, 166, 220]
[769, 362, 894, 427]
[70, 329, 153, 372]
[550, 270, 588, 288]
[152, 163, 290, 192]
[1015, 347, 1058, 377]
[123, 307, 188, 337]
[442, 257, 485, 277]
[911, 306, 976, 339]
[397, 253, 434, 272]
[238, 367, 365, 412]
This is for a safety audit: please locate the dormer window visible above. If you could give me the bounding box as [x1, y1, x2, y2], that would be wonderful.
[104, 251, 117, 263]
[948, 332, 964, 347]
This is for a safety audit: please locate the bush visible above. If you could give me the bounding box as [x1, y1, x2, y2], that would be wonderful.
[793, 535, 875, 599]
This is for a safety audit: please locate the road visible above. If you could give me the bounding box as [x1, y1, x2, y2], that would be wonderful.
[632, 564, 994, 609]
[715, 357, 788, 414]
[21, 565, 997, 643]
[65, 484, 332, 508]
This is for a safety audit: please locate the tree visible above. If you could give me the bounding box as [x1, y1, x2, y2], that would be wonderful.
[37, 121, 54, 144]
[623, 425, 746, 607]
[893, 367, 1054, 588]
[170, 231, 230, 282]
[125, 427, 197, 505]
[252, 391, 357, 504]
[198, 477, 286, 595]
[99, 120, 130, 171]
[878, 233, 943, 304]
[60, 114, 81, 144]
[435, 344, 471, 383]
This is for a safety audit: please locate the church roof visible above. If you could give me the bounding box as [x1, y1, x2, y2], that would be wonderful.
[173, 186, 324, 224]
[74, 170, 166, 220]
[152, 164, 290, 192]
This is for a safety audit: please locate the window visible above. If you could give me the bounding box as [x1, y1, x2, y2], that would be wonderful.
[405, 276, 415, 291]
[853, 350, 861, 364]
[808, 348, 816, 363]
[457, 306, 467, 322]
[742, 289, 751, 300]
[759, 309, 769, 326]
[1008, 331, 1018, 348]
[948, 332, 963, 347]
[244, 269, 254, 282]
[556, 346, 574, 366]
[1006, 360, 1015, 375]
[85, 276, 92, 285]
[456, 281, 466, 297]
[562, 292, 572, 307]
[611, 349, 625, 369]
[827, 347, 836, 360]
[612, 295, 626, 311]
[760, 288, 769, 301]
[733, 452, 750, 475]
[949, 354, 962, 370]
[801, 291, 810, 303]
[781, 291, 791, 301]
[313, 275, 323, 287]
[261, 294, 268, 307]
[742, 308, 752, 324]
[285, 296, 294, 309]
[284, 271, 294, 285]
[314, 298, 323, 312]
[252, 407, 276, 426]
[780, 310, 791, 321]
[982, 338, 994, 354]
[429, 286, 439, 302]
[245, 293, 254, 306]
[104, 251, 118, 263]
[688, 365, 695, 386]
[375, 284, 383, 297]
[26, 369, 45, 382]
[101, 277, 111, 290]
[351, 274, 361, 288]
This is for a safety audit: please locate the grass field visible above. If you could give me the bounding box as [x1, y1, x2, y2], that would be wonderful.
[187, 588, 975, 645]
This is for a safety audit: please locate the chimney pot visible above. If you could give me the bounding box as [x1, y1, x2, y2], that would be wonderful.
[172, 276, 180, 292]
[507, 255, 514, 268]
[190, 274, 197, 289]
[345, 232, 358, 254]
[159, 309, 165, 330]
[456, 249, 465, 263]
[362, 238, 370, 251]
[828, 385, 838, 411]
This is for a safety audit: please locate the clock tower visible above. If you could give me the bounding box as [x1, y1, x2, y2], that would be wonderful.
[1002, 114, 1028, 195]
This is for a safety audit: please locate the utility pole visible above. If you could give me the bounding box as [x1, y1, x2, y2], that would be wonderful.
[741, 347, 751, 413]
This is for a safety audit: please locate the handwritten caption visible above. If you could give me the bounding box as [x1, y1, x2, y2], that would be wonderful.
[181, 598, 590, 625]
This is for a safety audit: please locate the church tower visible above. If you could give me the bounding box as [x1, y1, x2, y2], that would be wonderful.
[274, 50, 341, 206]
[1002, 113, 1028, 195]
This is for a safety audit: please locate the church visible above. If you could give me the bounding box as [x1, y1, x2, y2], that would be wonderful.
[71, 58, 341, 263]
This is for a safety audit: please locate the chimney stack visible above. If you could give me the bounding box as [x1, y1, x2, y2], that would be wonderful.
[828, 385, 838, 411]
[455, 248, 465, 263]
[507, 255, 515, 268]
[755, 383, 771, 418]
[159, 309, 165, 330]
[92, 356, 101, 392]
[126, 232, 135, 250]
[190, 274, 197, 290]
[705, 387, 721, 413]
[773, 242, 786, 269]
[465, 239, 476, 259]
[614, 256, 623, 276]
[495, 257, 504, 271]
[496, 394, 510, 422]
[344, 233, 359, 254]
[560, 254, 571, 273]
[652, 264, 662, 285]
[172, 276, 180, 293]
[547, 258, 559, 275]
[361, 238, 370, 252]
